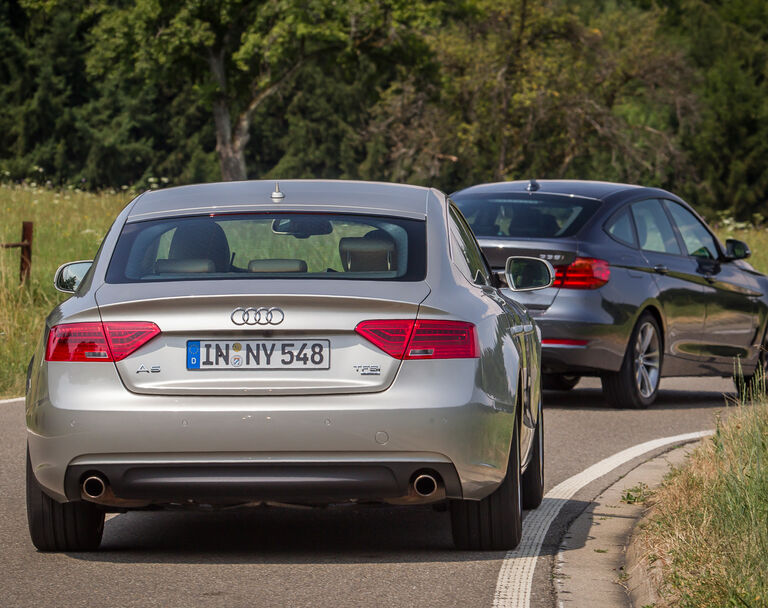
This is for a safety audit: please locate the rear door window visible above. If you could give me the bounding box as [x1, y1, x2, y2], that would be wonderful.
[631, 199, 682, 255]
[605, 208, 637, 247]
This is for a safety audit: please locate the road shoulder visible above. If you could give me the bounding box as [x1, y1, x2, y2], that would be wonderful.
[554, 443, 698, 608]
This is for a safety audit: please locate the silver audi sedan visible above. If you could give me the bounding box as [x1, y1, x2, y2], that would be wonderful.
[25, 180, 552, 552]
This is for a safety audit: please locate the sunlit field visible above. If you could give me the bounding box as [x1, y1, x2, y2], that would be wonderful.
[1, 183, 767, 397]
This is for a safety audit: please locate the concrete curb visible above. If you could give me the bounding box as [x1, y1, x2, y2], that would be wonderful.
[554, 441, 702, 608]
[0, 397, 23, 405]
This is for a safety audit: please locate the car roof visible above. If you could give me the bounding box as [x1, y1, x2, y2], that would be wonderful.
[127, 180, 435, 222]
[451, 179, 648, 201]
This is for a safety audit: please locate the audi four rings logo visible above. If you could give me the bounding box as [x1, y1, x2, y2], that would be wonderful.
[230, 307, 285, 326]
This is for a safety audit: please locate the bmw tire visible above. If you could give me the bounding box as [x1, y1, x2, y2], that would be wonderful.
[521, 404, 544, 510]
[602, 312, 662, 409]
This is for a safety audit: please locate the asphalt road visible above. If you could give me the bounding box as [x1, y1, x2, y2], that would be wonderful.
[0, 376, 736, 608]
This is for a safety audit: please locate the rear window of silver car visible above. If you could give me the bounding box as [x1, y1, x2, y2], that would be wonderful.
[452, 194, 601, 238]
[105, 213, 427, 282]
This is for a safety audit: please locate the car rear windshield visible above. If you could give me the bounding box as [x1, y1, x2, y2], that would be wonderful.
[105, 213, 426, 283]
[452, 193, 601, 238]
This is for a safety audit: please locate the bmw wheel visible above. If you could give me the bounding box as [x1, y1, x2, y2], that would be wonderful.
[736, 337, 767, 401]
[450, 422, 523, 550]
[602, 312, 662, 409]
[26, 447, 104, 552]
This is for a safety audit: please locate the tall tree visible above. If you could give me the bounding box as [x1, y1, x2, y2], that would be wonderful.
[87, 0, 430, 181]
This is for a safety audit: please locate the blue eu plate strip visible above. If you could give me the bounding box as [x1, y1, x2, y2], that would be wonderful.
[187, 341, 201, 369]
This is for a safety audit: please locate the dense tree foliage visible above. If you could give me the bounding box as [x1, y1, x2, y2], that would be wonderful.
[0, 0, 765, 218]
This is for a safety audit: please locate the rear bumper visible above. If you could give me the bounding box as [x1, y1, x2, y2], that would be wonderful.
[63, 458, 462, 505]
[27, 360, 515, 503]
[525, 289, 635, 375]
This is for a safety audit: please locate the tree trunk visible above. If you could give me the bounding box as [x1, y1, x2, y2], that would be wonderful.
[212, 98, 247, 181]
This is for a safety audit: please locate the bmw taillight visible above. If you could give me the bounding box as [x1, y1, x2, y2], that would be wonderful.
[553, 257, 610, 289]
[355, 319, 479, 359]
[45, 322, 161, 362]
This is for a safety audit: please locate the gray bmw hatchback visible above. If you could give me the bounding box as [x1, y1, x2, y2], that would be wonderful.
[26, 180, 552, 552]
[452, 179, 768, 408]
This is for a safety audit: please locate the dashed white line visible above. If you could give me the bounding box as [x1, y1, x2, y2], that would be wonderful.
[492, 430, 714, 607]
[0, 397, 23, 405]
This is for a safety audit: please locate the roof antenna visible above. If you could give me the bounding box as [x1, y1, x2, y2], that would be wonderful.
[526, 178, 540, 193]
[271, 181, 285, 201]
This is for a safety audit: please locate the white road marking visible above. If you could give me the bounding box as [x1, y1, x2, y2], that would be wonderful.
[0, 397, 23, 405]
[492, 430, 714, 607]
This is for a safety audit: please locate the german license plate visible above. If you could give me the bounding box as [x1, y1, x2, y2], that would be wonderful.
[186, 340, 330, 370]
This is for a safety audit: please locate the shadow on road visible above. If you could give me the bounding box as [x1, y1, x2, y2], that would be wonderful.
[65, 498, 591, 564]
[542, 386, 735, 411]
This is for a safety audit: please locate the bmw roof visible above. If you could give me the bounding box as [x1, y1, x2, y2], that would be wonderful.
[451, 179, 653, 201]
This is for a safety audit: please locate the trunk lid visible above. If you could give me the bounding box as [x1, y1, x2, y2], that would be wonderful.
[95, 280, 429, 396]
[478, 237, 579, 311]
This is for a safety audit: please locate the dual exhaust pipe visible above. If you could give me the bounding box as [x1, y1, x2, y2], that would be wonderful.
[82, 471, 442, 503]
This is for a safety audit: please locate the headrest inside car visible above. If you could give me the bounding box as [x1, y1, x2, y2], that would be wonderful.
[248, 259, 308, 273]
[339, 237, 396, 272]
[154, 259, 215, 274]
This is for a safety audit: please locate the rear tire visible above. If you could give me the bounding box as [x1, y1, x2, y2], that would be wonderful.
[601, 312, 662, 409]
[450, 423, 522, 550]
[736, 340, 767, 401]
[521, 405, 544, 510]
[26, 447, 104, 552]
[542, 374, 580, 391]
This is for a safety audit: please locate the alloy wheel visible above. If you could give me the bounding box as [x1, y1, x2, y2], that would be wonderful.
[634, 322, 660, 399]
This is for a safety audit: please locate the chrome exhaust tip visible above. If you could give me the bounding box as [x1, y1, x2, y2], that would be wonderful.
[82, 475, 106, 500]
[413, 474, 438, 497]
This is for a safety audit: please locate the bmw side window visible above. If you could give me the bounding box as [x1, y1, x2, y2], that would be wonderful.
[630, 199, 682, 255]
[605, 208, 637, 247]
[664, 201, 720, 260]
[449, 205, 490, 286]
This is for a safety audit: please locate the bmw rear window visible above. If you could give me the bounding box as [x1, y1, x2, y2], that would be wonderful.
[452, 193, 601, 238]
[106, 213, 426, 283]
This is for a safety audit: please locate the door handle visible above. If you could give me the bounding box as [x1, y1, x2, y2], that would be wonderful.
[653, 265, 668, 275]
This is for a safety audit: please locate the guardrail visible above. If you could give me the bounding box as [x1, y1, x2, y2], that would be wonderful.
[1, 221, 33, 284]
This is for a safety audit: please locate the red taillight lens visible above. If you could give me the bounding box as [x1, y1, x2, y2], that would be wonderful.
[103, 322, 161, 360]
[354, 320, 415, 359]
[355, 319, 479, 360]
[553, 258, 610, 289]
[45, 322, 160, 362]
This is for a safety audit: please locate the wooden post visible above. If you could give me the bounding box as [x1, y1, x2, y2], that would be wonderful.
[20, 221, 33, 284]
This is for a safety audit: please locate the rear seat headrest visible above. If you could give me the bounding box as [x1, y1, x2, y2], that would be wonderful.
[248, 259, 308, 273]
[339, 237, 395, 272]
[155, 259, 215, 274]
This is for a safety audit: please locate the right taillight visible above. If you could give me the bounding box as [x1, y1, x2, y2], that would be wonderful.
[553, 257, 610, 289]
[355, 319, 479, 360]
[45, 322, 160, 362]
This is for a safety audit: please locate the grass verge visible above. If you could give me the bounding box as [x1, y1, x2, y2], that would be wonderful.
[637, 397, 768, 607]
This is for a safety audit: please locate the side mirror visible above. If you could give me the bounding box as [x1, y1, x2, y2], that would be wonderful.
[53, 261, 92, 293]
[505, 256, 554, 291]
[725, 238, 750, 260]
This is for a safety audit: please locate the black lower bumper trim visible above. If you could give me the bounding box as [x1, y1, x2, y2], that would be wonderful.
[64, 461, 463, 503]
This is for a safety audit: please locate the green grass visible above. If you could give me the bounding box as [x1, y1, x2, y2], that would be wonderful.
[0, 184, 131, 397]
[638, 397, 768, 607]
[1, 184, 768, 398]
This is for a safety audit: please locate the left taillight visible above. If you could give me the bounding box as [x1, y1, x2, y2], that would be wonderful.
[45, 322, 161, 362]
